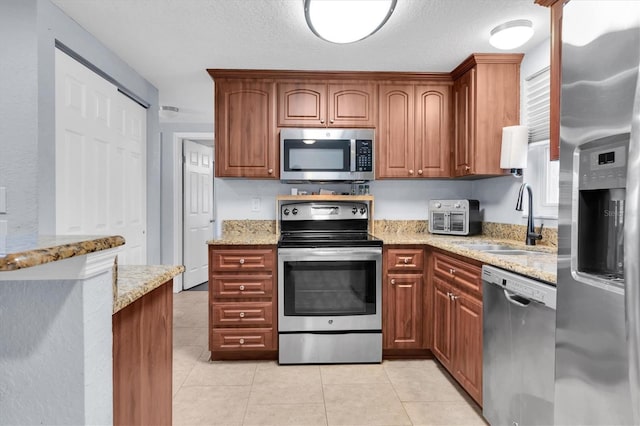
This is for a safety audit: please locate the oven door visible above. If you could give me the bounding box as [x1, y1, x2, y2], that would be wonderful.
[277, 247, 382, 332]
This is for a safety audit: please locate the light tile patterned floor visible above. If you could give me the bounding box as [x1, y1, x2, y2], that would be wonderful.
[173, 290, 487, 426]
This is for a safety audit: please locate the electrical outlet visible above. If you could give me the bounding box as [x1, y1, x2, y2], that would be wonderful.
[251, 197, 261, 212]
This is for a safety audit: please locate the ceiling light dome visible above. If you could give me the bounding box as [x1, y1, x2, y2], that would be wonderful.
[304, 0, 397, 44]
[489, 19, 534, 50]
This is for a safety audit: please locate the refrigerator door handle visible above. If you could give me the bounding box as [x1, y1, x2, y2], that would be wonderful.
[503, 289, 531, 307]
[625, 61, 640, 424]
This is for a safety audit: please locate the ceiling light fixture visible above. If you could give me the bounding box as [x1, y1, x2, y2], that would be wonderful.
[304, 0, 397, 44]
[489, 19, 534, 50]
[159, 105, 179, 119]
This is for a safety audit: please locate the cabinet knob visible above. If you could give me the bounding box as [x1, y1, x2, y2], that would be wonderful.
[330, 119, 334, 124]
[451, 294, 459, 301]
[239, 312, 245, 318]
[446, 291, 453, 299]
[239, 285, 245, 291]
[418, 169, 423, 175]
[403, 257, 410, 264]
[449, 268, 456, 275]
[465, 166, 470, 172]
[320, 119, 325, 124]
[409, 169, 414, 175]
[268, 168, 273, 174]
[239, 338, 245, 345]
[239, 258, 245, 264]
[391, 279, 396, 285]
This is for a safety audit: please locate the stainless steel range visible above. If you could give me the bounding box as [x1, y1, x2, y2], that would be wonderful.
[277, 201, 383, 364]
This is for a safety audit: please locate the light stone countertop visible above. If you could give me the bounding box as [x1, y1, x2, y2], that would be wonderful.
[0, 235, 125, 271]
[208, 231, 556, 284]
[114, 264, 185, 313]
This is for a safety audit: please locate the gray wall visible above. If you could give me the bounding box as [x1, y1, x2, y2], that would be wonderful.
[0, 1, 39, 236]
[1, 0, 162, 262]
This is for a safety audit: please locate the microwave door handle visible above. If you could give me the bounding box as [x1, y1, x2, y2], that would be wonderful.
[350, 139, 356, 172]
[626, 62, 640, 424]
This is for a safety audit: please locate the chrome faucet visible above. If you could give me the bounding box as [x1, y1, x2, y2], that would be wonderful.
[516, 183, 543, 245]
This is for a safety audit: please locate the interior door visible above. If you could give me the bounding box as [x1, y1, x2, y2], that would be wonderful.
[182, 140, 214, 289]
[55, 48, 147, 264]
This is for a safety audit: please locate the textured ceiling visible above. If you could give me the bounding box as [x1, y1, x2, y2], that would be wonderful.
[52, 0, 550, 124]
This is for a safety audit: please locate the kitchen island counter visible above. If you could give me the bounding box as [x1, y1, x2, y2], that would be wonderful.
[114, 264, 184, 313]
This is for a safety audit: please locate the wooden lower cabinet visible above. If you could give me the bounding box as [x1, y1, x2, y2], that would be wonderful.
[383, 246, 429, 355]
[430, 251, 483, 405]
[209, 245, 277, 360]
[113, 280, 173, 426]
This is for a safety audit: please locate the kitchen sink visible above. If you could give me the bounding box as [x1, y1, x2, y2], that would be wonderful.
[457, 243, 517, 251]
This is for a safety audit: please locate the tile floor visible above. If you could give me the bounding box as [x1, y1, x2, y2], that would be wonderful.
[173, 290, 487, 426]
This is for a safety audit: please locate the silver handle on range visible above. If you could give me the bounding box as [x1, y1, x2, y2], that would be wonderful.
[625, 62, 640, 424]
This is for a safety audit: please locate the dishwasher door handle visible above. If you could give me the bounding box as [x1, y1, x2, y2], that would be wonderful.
[503, 289, 531, 307]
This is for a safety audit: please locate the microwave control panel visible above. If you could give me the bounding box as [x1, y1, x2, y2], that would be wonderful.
[355, 140, 373, 172]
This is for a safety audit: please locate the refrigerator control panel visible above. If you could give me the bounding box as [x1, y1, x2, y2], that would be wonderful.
[578, 135, 628, 190]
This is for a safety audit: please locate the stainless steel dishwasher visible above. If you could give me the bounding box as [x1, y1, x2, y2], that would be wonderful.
[482, 265, 556, 426]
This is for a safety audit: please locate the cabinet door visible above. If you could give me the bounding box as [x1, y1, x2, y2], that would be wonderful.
[377, 84, 415, 178]
[415, 85, 451, 177]
[215, 81, 277, 178]
[453, 292, 483, 405]
[328, 83, 375, 127]
[384, 273, 424, 349]
[277, 82, 326, 127]
[432, 277, 454, 370]
[453, 69, 475, 177]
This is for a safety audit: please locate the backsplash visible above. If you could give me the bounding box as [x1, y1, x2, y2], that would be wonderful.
[217, 219, 558, 247]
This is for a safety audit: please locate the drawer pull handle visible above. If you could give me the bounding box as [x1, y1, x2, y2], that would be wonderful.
[239, 338, 245, 345]
[239, 285, 245, 291]
[449, 268, 456, 275]
[239, 258, 245, 265]
[391, 279, 396, 285]
[239, 312, 245, 318]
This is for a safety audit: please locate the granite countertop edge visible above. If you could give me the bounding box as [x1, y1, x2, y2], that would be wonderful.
[207, 231, 557, 284]
[0, 235, 126, 272]
[114, 264, 185, 314]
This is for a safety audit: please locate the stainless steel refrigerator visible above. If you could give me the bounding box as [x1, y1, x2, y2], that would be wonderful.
[555, 1, 640, 424]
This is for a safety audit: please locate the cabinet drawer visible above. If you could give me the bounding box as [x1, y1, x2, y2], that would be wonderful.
[211, 249, 275, 272]
[433, 252, 481, 296]
[211, 328, 275, 351]
[210, 275, 273, 298]
[386, 248, 424, 271]
[211, 302, 273, 327]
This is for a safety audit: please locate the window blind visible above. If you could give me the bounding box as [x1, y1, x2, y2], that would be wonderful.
[525, 66, 550, 143]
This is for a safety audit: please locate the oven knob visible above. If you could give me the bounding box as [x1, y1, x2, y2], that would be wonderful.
[292, 208, 298, 215]
[359, 207, 366, 214]
[454, 203, 461, 209]
[283, 208, 290, 216]
[352, 207, 358, 215]
[435, 202, 442, 208]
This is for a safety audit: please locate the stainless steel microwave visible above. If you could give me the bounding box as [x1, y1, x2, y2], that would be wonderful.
[280, 128, 375, 182]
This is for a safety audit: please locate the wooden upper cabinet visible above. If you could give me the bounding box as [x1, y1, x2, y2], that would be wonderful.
[278, 82, 375, 128]
[415, 85, 451, 177]
[378, 83, 451, 178]
[215, 80, 278, 178]
[451, 54, 523, 177]
[378, 84, 415, 178]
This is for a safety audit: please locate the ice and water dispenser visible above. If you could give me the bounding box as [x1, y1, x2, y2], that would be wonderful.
[576, 134, 628, 281]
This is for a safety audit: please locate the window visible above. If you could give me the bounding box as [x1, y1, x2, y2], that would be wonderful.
[523, 67, 559, 219]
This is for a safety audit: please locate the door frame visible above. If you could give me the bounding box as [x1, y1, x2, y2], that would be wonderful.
[172, 132, 215, 293]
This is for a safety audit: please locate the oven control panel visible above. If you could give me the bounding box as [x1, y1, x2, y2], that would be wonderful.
[281, 202, 369, 221]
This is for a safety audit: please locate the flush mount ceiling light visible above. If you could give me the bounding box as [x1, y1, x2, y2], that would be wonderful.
[304, 0, 397, 44]
[489, 19, 534, 50]
[159, 105, 179, 119]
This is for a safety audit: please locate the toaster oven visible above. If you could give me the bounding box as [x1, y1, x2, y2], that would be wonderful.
[428, 199, 481, 236]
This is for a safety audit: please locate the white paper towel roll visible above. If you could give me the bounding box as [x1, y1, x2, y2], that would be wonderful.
[500, 125, 529, 169]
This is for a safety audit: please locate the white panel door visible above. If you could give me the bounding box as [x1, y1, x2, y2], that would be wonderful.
[55, 49, 147, 264]
[183, 140, 214, 289]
